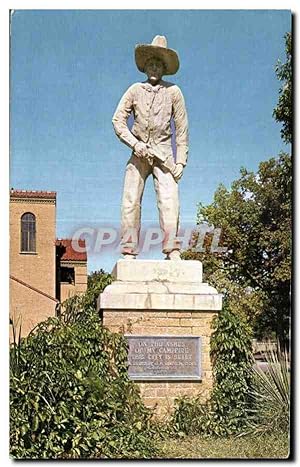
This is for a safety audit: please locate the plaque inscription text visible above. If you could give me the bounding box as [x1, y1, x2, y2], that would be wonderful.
[126, 336, 201, 380]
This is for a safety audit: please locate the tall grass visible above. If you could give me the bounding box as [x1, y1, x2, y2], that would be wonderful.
[10, 316, 23, 375]
[242, 346, 290, 436]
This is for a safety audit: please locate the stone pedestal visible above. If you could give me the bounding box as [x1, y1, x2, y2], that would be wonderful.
[98, 260, 222, 417]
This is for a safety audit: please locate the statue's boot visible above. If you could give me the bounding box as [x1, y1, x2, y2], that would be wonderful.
[122, 253, 137, 260]
[165, 250, 181, 261]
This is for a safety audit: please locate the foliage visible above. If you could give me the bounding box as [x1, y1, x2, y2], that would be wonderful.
[183, 151, 291, 344]
[10, 295, 158, 458]
[58, 269, 113, 325]
[183, 246, 267, 328]
[170, 394, 212, 437]
[243, 347, 290, 436]
[86, 269, 113, 308]
[209, 307, 253, 431]
[171, 308, 253, 437]
[273, 32, 292, 144]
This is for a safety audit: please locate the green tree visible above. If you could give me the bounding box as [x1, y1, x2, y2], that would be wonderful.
[187, 152, 291, 343]
[273, 32, 292, 144]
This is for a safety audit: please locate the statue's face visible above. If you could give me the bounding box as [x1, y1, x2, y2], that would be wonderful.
[144, 57, 165, 84]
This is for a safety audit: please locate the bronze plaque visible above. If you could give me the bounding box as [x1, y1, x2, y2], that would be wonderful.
[126, 335, 201, 380]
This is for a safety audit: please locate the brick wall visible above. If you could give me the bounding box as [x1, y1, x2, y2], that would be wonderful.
[10, 198, 56, 337]
[103, 309, 217, 417]
[60, 262, 87, 302]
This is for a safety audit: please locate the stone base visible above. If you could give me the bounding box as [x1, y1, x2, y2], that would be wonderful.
[112, 259, 203, 283]
[98, 259, 222, 417]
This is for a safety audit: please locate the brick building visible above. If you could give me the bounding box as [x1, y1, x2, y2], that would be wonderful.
[55, 238, 88, 303]
[9, 189, 87, 337]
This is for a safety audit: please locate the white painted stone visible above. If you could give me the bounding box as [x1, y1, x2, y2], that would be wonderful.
[112, 259, 202, 283]
[113, 36, 187, 257]
[98, 292, 222, 311]
[98, 260, 222, 313]
[102, 281, 216, 295]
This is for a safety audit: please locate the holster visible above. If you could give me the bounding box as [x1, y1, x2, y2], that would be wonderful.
[146, 148, 176, 175]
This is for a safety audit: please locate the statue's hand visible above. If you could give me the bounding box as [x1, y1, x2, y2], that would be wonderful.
[134, 141, 148, 158]
[173, 163, 184, 182]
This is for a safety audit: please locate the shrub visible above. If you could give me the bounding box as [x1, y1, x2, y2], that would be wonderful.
[242, 346, 290, 436]
[171, 307, 253, 437]
[171, 394, 213, 437]
[85, 269, 113, 310]
[10, 306, 158, 458]
[209, 307, 253, 433]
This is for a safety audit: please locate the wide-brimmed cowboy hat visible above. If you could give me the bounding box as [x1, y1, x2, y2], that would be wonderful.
[135, 35, 179, 75]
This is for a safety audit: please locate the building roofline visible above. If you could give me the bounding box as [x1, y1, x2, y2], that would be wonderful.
[56, 238, 87, 262]
[10, 189, 57, 200]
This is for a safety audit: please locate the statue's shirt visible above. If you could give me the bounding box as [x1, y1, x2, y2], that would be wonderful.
[112, 80, 189, 166]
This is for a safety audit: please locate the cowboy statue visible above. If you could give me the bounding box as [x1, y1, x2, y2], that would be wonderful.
[112, 35, 189, 260]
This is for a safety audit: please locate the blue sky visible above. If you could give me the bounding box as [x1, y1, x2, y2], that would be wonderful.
[10, 9, 291, 272]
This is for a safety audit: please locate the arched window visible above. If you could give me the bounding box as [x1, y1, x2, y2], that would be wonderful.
[21, 213, 36, 252]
